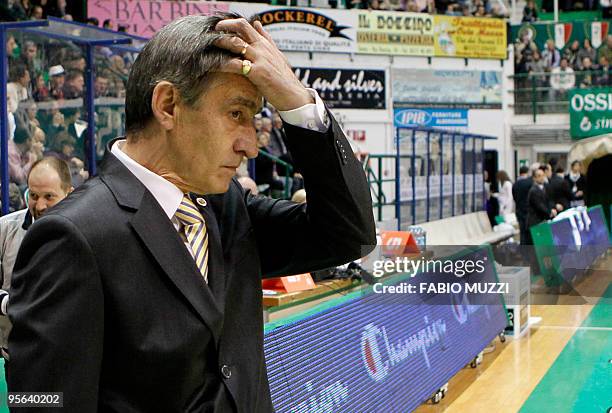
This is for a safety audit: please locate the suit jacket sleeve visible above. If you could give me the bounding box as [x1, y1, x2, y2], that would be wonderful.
[7, 215, 104, 412]
[529, 188, 550, 221]
[246, 112, 376, 277]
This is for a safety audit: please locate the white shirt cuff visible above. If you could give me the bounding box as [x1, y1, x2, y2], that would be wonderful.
[278, 89, 331, 133]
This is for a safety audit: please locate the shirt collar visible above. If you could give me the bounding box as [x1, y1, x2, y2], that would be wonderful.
[110, 139, 183, 220]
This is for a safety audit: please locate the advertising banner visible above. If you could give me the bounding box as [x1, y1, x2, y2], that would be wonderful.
[434, 16, 507, 60]
[88, 1, 508, 59]
[264, 246, 507, 412]
[394, 108, 468, 130]
[87, 0, 229, 37]
[230, 3, 357, 53]
[568, 88, 612, 139]
[293, 67, 386, 109]
[392, 69, 502, 108]
[356, 11, 434, 56]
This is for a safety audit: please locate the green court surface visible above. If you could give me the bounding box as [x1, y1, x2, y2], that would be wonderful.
[520, 284, 612, 413]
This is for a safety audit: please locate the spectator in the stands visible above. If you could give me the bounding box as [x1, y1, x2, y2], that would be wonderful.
[24, 101, 40, 129]
[598, 35, 612, 64]
[542, 39, 561, 69]
[253, 115, 263, 133]
[255, 132, 284, 196]
[95, 75, 110, 98]
[550, 57, 575, 100]
[5, 35, 18, 63]
[48, 65, 65, 100]
[490, 3, 508, 17]
[62, 70, 85, 99]
[595, 56, 611, 86]
[86, 17, 99, 26]
[547, 166, 572, 212]
[526, 50, 548, 86]
[445, 3, 461, 15]
[46, 0, 67, 18]
[9, 183, 24, 213]
[32, 73, 49, 102]
[9, 126, 42, 186]
[44, 131, 76, 164]
[526, 167, 557, 244]
[65, 54, 86, 73]
[576, 39, 597, 70]
[516, 33, 536, 54]
[495, 170, 514, 216]
[565, 160, 586, 206]
[69, 157, 89, 187]
[11, 0, 31, 20]
[563, 40, 581, 69]
[39, 101, 65, 139]
[522, 0, 538, 21]
[7, 64, 31, 115]
[578, 57, 595, 88]
[103, 19, 113, 30]
[19, 41, 42, 80]
[474, 4, 489, 16]
[512, 165, 532, 245]
[30, 4, 42, 19]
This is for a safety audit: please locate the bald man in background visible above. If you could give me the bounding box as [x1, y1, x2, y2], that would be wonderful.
[0, 157, 73, 349]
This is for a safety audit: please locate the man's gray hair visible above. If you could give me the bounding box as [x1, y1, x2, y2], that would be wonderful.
[125, 12, 249, 137]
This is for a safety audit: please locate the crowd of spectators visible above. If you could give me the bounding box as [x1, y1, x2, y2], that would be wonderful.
[1, 0, 71, 22]
[3, 15, 134, 211]
[515, 34, 612, 101]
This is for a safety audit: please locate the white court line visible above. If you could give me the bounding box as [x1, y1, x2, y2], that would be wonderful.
[535, 325, 612, 331]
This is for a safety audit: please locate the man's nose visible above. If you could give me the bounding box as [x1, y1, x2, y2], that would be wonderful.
[236, 130, 259, 159]
[36, 199, 48, 212]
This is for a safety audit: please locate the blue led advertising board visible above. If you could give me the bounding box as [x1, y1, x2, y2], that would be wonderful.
[263, 246, 507, 413]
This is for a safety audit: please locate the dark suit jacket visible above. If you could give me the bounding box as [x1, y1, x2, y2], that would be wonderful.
[7, 115, 376, 412]
[527, 184, 551, 229]
[547, 174, 572, 211]
[512, 176, 532, 220]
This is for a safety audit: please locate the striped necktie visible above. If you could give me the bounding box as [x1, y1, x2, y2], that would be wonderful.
[175, 194, 209, 283]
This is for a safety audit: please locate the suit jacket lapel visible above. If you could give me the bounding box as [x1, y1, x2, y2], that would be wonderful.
[99, 146, 224, 346]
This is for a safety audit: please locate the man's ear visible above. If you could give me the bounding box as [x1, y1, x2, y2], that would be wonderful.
[151, 81, 179, 131]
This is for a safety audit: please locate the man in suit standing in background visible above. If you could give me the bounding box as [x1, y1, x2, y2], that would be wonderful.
[527, 167, 558, 245]
[512, 165, 532, 245]
[7, 13, 376, 413]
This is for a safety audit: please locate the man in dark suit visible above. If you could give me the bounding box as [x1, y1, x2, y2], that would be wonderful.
[526, 167, 558, 244]
[512, 165, 532, 245]
[547, 166, 572, 212]
[7, 14, 376, 413]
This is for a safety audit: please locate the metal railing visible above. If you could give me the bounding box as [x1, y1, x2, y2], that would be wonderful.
[509, 70, 611, 121]
[256, 149, 294, 200]
[365, 154, 411, 222]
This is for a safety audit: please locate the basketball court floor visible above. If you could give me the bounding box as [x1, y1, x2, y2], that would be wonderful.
[416, 253, 612, 413]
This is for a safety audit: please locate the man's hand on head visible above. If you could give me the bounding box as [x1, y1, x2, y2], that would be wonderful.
[214, 18, 313, 111]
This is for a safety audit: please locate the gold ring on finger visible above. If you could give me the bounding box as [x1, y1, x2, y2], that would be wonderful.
[242, 59, 252, 76]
